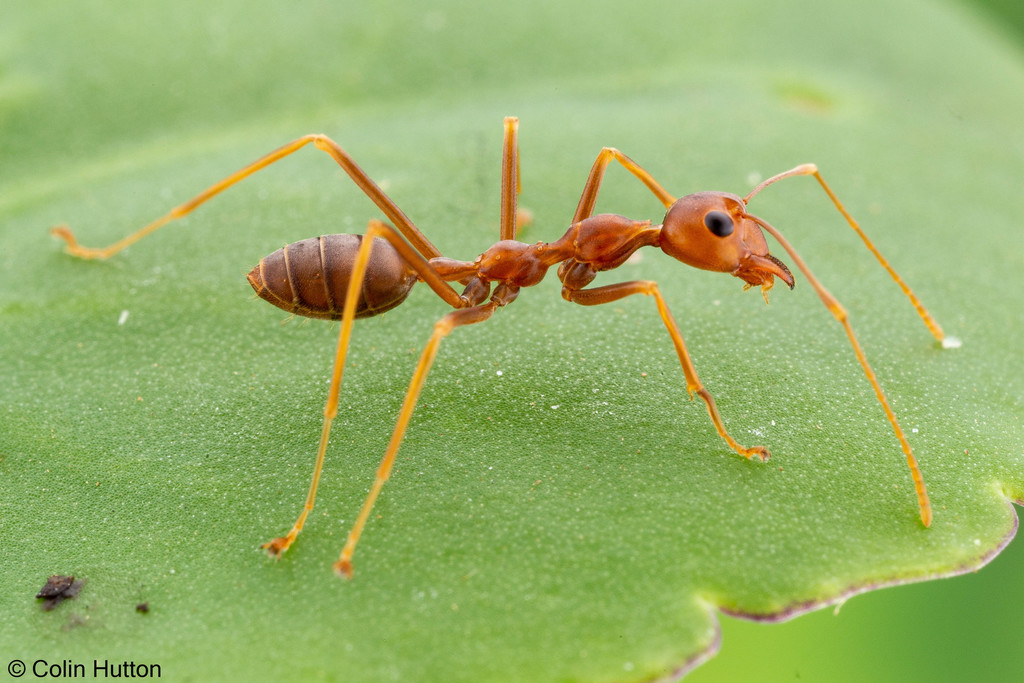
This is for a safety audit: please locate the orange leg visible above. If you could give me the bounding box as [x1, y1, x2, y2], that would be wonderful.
[51, 134, 443, 261]
[261, 219, 470, 560]
[497, 117, 534, 239]
[744, 211, 932, 527]
[745, 164, 949, 345]
[499, 117, 520, 241]
[565, 279, 769, 461]
[334, 301, 497, 578]
[572, 147, 677, 223]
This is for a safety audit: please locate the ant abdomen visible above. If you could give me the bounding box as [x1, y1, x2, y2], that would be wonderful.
[247, 234, 418, 320]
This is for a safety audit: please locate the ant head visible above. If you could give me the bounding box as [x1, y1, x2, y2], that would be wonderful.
[659, 191, 794, 291]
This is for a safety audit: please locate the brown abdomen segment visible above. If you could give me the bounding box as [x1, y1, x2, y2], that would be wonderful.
[247, 234, 417, 320]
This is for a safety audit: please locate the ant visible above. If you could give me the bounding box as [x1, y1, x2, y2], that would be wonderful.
[52, 117, 955, 578]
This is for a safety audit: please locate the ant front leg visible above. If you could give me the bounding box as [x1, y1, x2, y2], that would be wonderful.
[740, 212, 933, 527]
[745, 164, 949, 345]
[563, 277, 769, 462]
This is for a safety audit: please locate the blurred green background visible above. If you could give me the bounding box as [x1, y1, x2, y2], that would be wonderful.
[2, 0, 1022, 680]
[694, 519, 1023, 681]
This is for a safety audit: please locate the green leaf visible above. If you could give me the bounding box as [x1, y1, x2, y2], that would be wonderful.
[2, 1, 1022, 681]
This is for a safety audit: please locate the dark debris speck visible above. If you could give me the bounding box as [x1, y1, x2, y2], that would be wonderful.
[36, 575, 86, 611]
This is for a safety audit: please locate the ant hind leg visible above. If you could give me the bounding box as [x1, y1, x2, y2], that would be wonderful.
[52, 134, 444, 261]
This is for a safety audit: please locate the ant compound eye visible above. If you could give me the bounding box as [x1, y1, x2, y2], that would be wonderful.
[703, 211, 735, 237]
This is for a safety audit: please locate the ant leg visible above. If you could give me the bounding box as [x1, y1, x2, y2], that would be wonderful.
[334, 301, 498, 579]
[745, 164, 948, 344]
[498, 116, 533, 238]
[312, 136, 442, 259]
[744, 211, 932, 527]
[500, 117, 519, 241]
[262, 220, 471, 559]
[573, 148, 677, 223]
[564, 279, 769, 461]
[51, 134, 442, 261]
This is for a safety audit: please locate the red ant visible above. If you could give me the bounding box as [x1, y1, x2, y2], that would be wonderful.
[52, 117, 954, 578]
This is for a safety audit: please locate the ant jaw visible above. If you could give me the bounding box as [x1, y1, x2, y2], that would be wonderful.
[767, 253, 795, 289]
[733, 252, 795, 292]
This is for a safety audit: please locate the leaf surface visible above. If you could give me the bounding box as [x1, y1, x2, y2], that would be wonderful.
[1, 1, 1022, 680]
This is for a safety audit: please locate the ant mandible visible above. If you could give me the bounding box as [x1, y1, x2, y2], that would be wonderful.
[52, 117, 954, 578]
